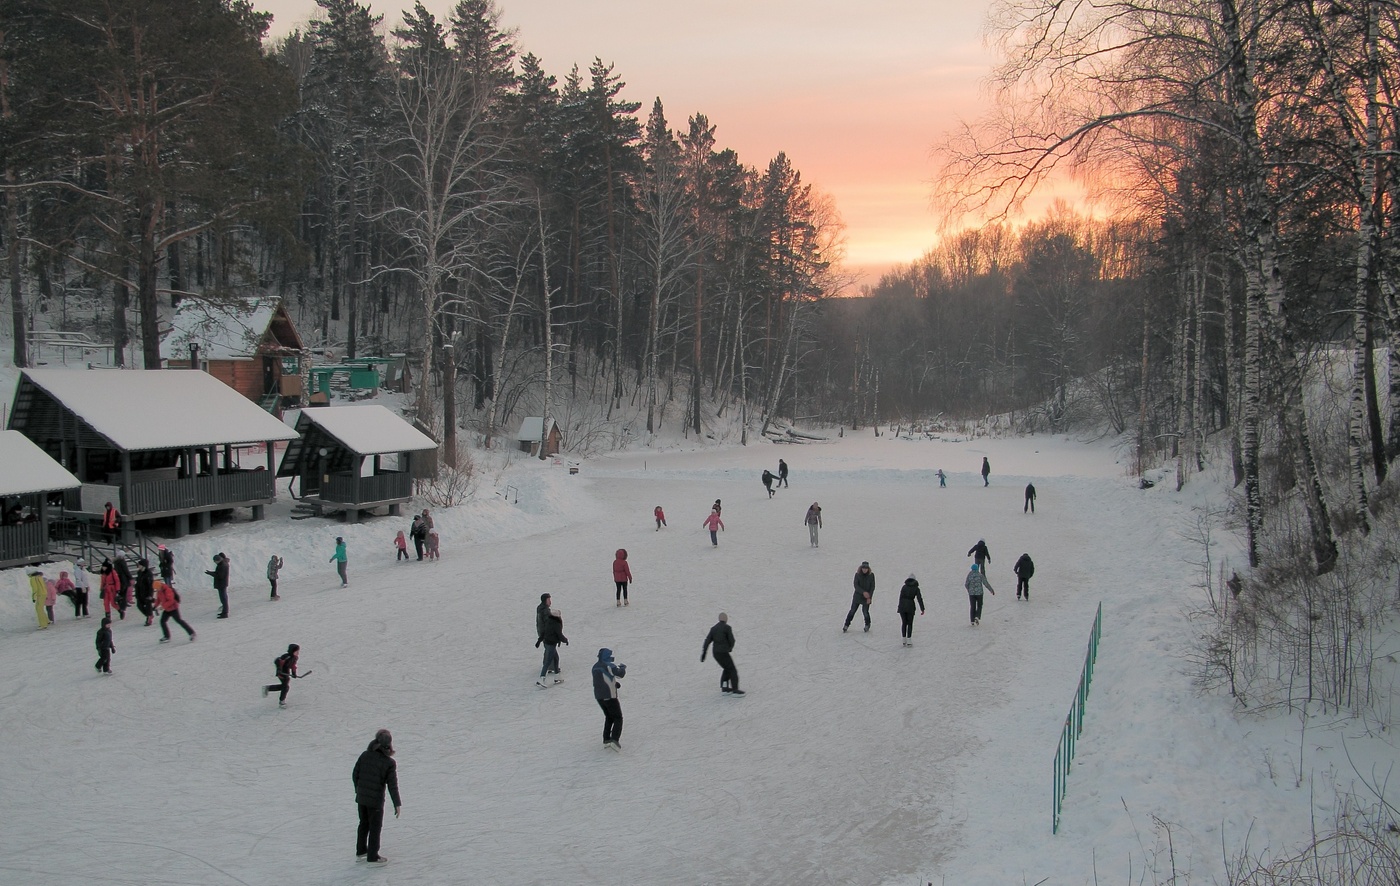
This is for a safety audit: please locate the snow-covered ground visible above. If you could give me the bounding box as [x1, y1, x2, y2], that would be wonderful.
[1, 428, 1394, 885]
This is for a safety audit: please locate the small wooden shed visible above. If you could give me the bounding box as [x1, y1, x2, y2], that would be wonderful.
[516, 417, 562, 457]
[277, 404, 438, 523]
[0, 431, 80, 568]
[161, 298, 305, 414]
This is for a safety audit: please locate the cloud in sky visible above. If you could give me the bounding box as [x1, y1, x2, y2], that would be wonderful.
[257, 0, 1003, 288]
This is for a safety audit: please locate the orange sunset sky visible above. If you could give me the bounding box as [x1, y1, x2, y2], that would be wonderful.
[256, 1, 1069, 290]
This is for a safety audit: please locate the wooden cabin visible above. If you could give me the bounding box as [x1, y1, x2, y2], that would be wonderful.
[516, 417, 563, 457]
[161, 298, 305, 415]
[0, 430, 81, 569]
[7, 369, 299, 537]
[277, 404, 437, 523]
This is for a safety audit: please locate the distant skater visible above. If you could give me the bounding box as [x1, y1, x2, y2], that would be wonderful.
[592, 648, 627, 751]
[965, 562, 995, 625]
[95, 617, 114, 673]
[206, 553, 230, 618]
[936, 469, 946, 487]
[157, 545, 175, 584]
[654, 505, 667, 530]
[712, 499, 722, 516]
[262, 643, 301, 707]
[156, 580, 196, 642]
[1024, 482, 1036, 514]
[536, 608, 567, 687]
[395, 530, 409, 561]
[803, 502, 823, 547]
[330, 537, 348, 587]
[762, 469, 776, 498]
[353, 729, 401, 865]
[778, 459, 789, 488]
[843, 561, 875, 632]
[702, 612, 743, 695]
[267, 554, 284, 600]
[612, 548, 632, 607]
[702, 509, 725, 546]
[967, 538, 991, 573]
[981, 457, 991, 487]
[897, 575, 925, 646]
[1014, 553, 1035, 600]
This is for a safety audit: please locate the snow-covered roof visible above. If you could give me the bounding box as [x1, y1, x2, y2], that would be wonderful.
[516, 417, 558, 442]
[296, 405, 437, 455]
[16, 369, 299, 451]
[159, 298, 286, 361]
[0, 430, 80, 496]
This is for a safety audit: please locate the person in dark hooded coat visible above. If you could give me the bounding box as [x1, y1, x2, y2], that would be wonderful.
[353, 728, 401, 864]
[134, 558, 156, 626]
[612, 549, 632, 606]
[844, 561, 875, 632]
[896, 574, 925, 647]
[701, 612, 743, 695]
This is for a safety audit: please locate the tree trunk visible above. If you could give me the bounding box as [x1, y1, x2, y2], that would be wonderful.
[3, 177, 26, 368]
[537, 195, 554, 461]
[442, 340, 457, 470]
[138, 198, 163, 369]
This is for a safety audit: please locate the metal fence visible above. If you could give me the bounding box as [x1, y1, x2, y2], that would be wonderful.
[1053, 601, 1103, 834]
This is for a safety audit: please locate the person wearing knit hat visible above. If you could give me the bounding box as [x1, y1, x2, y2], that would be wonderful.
[353, 727, 401, 864]
[896, 574, 925, 647]
[844, 561, 875, 633]
[702, 612, 743, 695]
[262, 643, 301, 706]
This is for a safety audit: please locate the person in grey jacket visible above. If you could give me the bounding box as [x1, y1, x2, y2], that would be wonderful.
[965, 562, 995, 625]
[353, 728, 401, 864]
[843, 561, 875, 632]
[701, 612, 743, 695]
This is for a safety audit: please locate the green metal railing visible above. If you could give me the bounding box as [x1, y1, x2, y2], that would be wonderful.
[1053, 602, 1103, 834]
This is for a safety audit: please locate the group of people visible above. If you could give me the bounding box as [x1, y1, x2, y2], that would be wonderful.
[760, 458, 790, 497]
[396, 509, 440, 561]
[842, 540, 1038, 642]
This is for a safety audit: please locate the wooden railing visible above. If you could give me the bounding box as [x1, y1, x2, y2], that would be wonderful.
[123, 472, 275, 515]
[0, 521, 45, 564]
[322, 471, 411, 505]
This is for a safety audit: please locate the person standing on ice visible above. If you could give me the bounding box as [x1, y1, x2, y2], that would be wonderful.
[353, 728, 401, 865]
[409, 515, 426, 560]
[113, 556, 133, 614]
[967, 538, 991, 573]
[70, 561, 91, 618]
[155, 579, 196, 642]
[536, 593, 552, 641]
[778, 459, 789, 488]
[426, 530, 440, 560]
[702, 509, 725, 546]
[613, 548, 632, 607]
[844, 561, 875, 632]
[936, 469, 947, 487]
[262, 643, 301, 707]
[206, 552, 230, 618]
[654, 505, 667, 530]
[896, 574, 925, 647]
[330, 537, 348, 587]
[701, 612, 743, 695]
[965, 562, 995, 625]
[394, 530, 409, 561]
[267, 554, 283, 600]
[762, 469, 776, 498]
[592, 648, 627, 751]
[1024, 482, 1037, 514]
[1014, 553, 1035, 600]
[134, 558, 155, 626]
[981, 456, 991, 487]
[29, 571, 51, 628]
[55, 570, 78, 618]
[99, 559, 120, 618]
[95, 617, 115, 673]
[803, 502, 823, 547]
[712, 499, 723, 516]
[157, 545, 175, 584]
[536, 609, 567, 687]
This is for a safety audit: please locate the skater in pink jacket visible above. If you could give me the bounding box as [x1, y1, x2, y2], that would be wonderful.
[702, 510, 725, 546]
[612, 549, 632, 606]
[654, 505, 666, 530]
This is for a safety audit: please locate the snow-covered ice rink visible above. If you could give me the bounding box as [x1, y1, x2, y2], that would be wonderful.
[1, 431, 1371, 885]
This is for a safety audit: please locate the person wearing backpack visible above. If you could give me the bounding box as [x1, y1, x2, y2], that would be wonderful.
[262, 644, 302, 707]
[156, 579, 195, 642]
[1014, 553, 1035, 600]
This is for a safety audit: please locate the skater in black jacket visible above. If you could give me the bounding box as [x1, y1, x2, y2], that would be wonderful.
[981, 456, 991, 486]
[1024, 482, 1037, 513]
[967, 539, 991, 572]
[592, 649, 627, 750]
[761, 469, 776, 498]
[844, 561, 875, 632]
[206, 553, 230, 618]
[778, 459, 789, 488]
[134, 559, 155, 626]
[113, 556, 132, 619]
[95, 617, 115, 674]
[262, 644, 301, 706]
[896, 575, 925, 646]
[536, 609, 567, 686]
[1014, 553, 1035, 600]
[157, 545, 175, 584]
[701, 612, 743, 695]
[353, 728, 401, 864]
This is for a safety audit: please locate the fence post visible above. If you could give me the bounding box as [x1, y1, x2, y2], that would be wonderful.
[1053, 602, 1103, 834]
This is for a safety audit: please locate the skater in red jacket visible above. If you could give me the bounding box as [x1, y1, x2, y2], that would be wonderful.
[612, 549, 632, 607]
[654, 505, 666, 530]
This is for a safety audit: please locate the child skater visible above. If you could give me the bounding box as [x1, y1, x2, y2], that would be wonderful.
[394, 530, 409, 561]
[95, 616, 115, 673]
[426, 530, 440, 561]
[654, 505, 667, 530]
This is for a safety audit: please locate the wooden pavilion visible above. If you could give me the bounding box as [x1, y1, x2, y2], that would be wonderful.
[0, 430, 81, 568]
